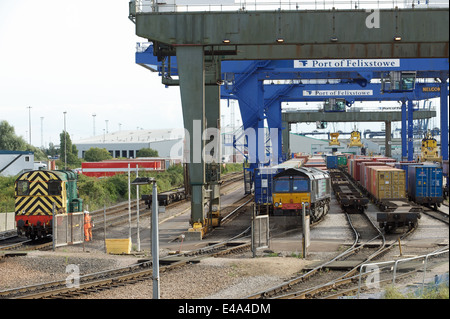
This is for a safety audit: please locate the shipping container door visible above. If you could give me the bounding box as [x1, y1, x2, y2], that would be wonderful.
[415, 167, 427, 197]
[430, 167, 443, 197]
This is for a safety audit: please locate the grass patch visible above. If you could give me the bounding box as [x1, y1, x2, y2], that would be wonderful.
[383, 284, 449, 299]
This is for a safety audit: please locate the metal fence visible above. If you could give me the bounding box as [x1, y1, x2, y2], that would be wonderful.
[54, 212, 84, 248]
[133, 0, 449, 14]
[357, 249, 449, 298]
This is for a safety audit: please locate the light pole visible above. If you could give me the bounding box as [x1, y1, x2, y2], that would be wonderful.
[63, 111, 67, 170]
[27, 106, 32, 145]
[131, 177, 159, 299]
[40, 117, 44, 149]
[92, 114, 96, 136]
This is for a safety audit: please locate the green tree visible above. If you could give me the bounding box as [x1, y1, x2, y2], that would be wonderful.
[137, 147, 159, 157]
[0, 120, 28, 150]
[0, 120, 47, 160]
[59, 131, 80, 166]
[84, 147, 113, 162]
[46, 142, 58, 158]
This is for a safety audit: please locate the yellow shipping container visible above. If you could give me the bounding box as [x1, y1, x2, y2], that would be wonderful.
[370, 167, 406, 200]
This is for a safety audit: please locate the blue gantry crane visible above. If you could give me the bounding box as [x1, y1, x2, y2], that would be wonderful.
[137, 45, 448, 167]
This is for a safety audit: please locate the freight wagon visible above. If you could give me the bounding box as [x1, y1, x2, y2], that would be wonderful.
[342, 162, 421, 232]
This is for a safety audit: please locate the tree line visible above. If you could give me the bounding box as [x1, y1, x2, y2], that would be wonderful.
[0, 120, 158, 168]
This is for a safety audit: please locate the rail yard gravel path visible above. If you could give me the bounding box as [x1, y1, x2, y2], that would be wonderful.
[1, 192, 447, 299]
[0, 247, 316, 299]
[0, 197, 351, 299]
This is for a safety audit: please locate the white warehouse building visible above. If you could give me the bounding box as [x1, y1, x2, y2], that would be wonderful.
[74, 129, 185, 159]
[0, 150, 34, 176]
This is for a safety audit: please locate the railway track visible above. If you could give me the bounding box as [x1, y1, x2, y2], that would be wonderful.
[0, 178, 252, 299]
[0, 238, 251, 299]
[0, 237, 53, 252]
[246, 205, 420, 299]
[1, 171, 244, 252]
[89, 170, 244, 229]
[421, 206, 449, 225]
[0, 230, 251, 299]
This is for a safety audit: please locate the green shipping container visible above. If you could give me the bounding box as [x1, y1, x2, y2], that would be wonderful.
[337, 155, 347, 167]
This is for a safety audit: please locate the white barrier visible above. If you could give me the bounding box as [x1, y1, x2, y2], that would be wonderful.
[0, 212, 15, 233]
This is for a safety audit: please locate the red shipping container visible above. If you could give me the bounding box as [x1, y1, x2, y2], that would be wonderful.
[360, 162, 389, 190]
[352, 159, 370, 180]
[374, 158, 396, 163]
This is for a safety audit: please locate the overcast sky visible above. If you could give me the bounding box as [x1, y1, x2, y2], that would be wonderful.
[0, 1, 445, 149]
[0, 0, 185, 148]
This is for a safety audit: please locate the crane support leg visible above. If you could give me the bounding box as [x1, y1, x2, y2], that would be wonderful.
[440, 78, 449, 161]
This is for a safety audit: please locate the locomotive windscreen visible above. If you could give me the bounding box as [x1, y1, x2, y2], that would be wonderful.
[274, 178, 290, 192]
[292, 177, 309, 192]
[274, 176, 309, 192]
[17, 181, 30, 196]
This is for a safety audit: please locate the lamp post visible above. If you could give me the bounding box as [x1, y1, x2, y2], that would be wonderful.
[92, 114, 96, 136]
[40, 117, 44, 149]
[131, 177, 159, 299]
[63, 111, 67, 170]
[27, 106, 32, 145]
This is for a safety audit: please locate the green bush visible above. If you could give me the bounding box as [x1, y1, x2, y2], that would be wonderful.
[76, 164, 186, 211]
[0, 176, 16, 211]
[0, 163, 243, 213]
[383, 284, 449, 299]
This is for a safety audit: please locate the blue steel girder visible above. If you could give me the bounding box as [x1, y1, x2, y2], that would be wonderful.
[136, 46, 449, 80]
[136, 48, 449, 161]
[227, 58, 449, 82]
[243, 82, 446, 104]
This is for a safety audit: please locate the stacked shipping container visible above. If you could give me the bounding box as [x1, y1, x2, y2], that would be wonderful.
[407, 165, 443, 205]
[345, 155, 407, 202]
[303, 156, 327, 171]
[369, 167, 406, 200]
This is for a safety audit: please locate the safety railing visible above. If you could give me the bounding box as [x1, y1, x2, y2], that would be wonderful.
[132, 0, 449, 14]
[54, 212, 85, 249]
[357, 249, 449, 298]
